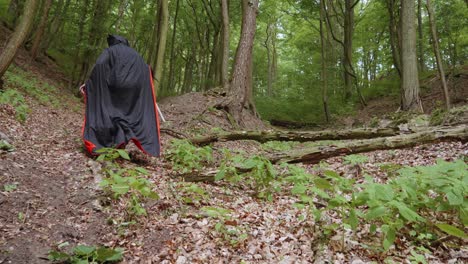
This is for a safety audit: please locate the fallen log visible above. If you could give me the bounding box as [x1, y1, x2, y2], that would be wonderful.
[190, 128, 400, 146]
[268, 125, 468, 164]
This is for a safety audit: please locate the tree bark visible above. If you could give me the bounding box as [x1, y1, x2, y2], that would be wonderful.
[190, 128, 400, 146]
[417, 0, 425, 71]
[224, 0, 259, 126]
[153, 0, 169, 93]
[386, 0, 401, 77]
[343, 0, 355, 101]
[320, 0, 330, 123]
[426, 0, 451, 110]
[220, 0, 230, 88]
[30, 0, 52, 60]
[0, 0, 39, 80]
[269, 125, 467, 164]
[400, 0, 423, 112]
[168, 0, 180, 93]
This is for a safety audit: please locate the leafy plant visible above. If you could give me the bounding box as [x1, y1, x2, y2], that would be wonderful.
[3, 184, 17, 192]
[175, 182, 210, 205]
[217, 153, 279, 200]
[200, 206, 248, 246]
[96, 148, 158, 217]
[48, 244, 123, 263]
[343, 154, 368, 165]
[165, 139, 213, 173]
[286, 159, 468, 250]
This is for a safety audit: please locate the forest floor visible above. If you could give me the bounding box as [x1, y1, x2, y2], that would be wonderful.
[1, 27, 468, 263]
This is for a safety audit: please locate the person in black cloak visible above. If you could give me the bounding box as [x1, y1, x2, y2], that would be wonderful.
[81, 34, 161, 156]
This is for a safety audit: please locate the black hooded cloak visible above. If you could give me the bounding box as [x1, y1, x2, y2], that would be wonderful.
[82, 35, 161, 156]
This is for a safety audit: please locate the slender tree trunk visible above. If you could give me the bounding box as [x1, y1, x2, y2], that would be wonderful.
[386, 0, 401, 77]
[343, 0, 354, 101]
[43, 0, 71, 52]
[168, 0, 180, 93]
[153, 0, 169, 93]
[417, 0, 425, 71]
[426, 0, 450, 109]
[0, 0, 39, 82]
[320, 0, 330, 123]
[225, 0, 259, 126]
[220, 0, 230, 87]
[70, 0, 90, 89]
[7, 0, 22, 28]
[400, 0, 423, 112]
[30, 0, 52, 60]
[115, 0, 128, 32]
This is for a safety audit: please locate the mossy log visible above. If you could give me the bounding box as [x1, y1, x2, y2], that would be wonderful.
[268, 125, 467, 164]
[190, 128, 400, 146]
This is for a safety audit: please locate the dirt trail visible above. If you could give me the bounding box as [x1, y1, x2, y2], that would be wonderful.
[0, 93, 113, 262]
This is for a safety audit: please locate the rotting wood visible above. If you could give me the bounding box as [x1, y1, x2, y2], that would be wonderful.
[268, 125, 467, 164]
[190, 128, 400, 146]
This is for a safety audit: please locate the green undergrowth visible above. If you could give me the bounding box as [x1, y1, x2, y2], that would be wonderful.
[48, 243, 123, 264]
[166, 139, 467, 255]
[96, 148, 159, 219]
[1, 66, 76, 122]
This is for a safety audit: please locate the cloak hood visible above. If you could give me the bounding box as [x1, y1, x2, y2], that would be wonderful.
[107, 34, 130, 47]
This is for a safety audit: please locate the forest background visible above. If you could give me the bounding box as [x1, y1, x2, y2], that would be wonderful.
[1, 0, 467, 126]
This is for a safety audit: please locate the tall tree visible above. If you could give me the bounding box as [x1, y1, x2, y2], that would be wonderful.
[225, 0, 260, 126]
[400, 0, 423, 112]
[426, 0, 450, 109]
[220, 0, 230, 87]
[153, 0, 169, 93]
[168, 0, 181, 92]
[30, 0, 52, 60]
[0, 0, 39, 84]
[320, 0, 330, 123]
[386, 0, 401, 77]
[417, 0, 425, 71]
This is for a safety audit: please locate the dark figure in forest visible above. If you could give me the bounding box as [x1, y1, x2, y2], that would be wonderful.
[81, 35, 161, 156]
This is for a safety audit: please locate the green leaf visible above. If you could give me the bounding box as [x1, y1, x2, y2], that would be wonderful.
[96, 247, 124, 262]
[291, 184, 307, 195]
[314, 178, 333, 190]
[73, 245, 96, 256]
[436, 223, 468, 239]
[383, 227, 396, 251]
[389, 201, 425, 222]
[47, 251, 70, 261]
[215, 169, 226, 181]
[111, 184, 130, 195]
[117, 149, 130, 160]
[446, 190, 463, 206]
[366, 206, 387, 220]
[374, 185, 394, 201]
[347, 208, 359, 230]
[135, 167, 149, 175]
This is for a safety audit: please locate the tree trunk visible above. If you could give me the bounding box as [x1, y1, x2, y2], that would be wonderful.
[168, 0, 180, 93]
[153, 0, 169, 93]
[426, 0, 450, 110]
[320, 0, 330, 123]
[70, 0, 90, 89]
[30, 0, 52, 60]
[400, 0, 423, 112]
[386, 0, 401, 77]
[220, 0, 230, 88]
[43, 0, 71, 53]
[269, 126, 467, 164]
[224, 0, 259, 126]
[417, 0, 425, 71]
[115, 0, 128, 32]
[190, 128, 400, 146]
[0, 0, 39, 80]
[343, 0, 355, 101]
